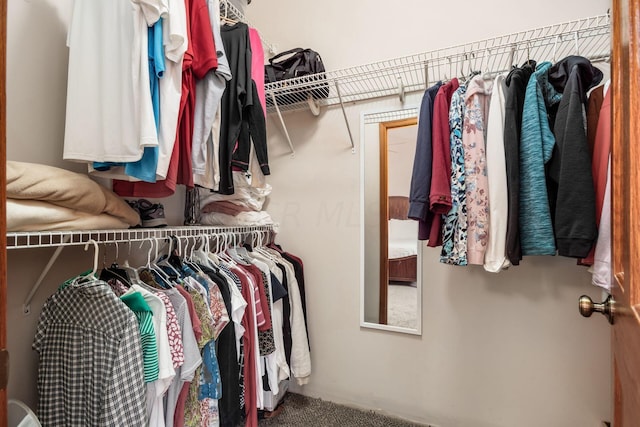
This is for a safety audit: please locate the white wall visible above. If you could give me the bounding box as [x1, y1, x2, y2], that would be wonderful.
[387, 124, 417, 197]
[3, 0, 612, 426]
[248, 1, 612, 426]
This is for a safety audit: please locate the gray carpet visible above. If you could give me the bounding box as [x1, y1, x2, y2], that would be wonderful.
[387, 283, 418, 329]
[259, 393, 426, 426]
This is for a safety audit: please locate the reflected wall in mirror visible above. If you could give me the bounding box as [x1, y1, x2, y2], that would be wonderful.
[361, 108, 422, 334]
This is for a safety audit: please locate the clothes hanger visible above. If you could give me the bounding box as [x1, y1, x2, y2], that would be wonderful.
[465, 52, 481, 81]
[459, 52, 467, 83]
[220, 1, 237, 26]
[76, 239, 100, 283]
[218, 233, 237, 265]
[153, 236, 182, 279]
[481, 48, 495, 80]
[164, 235, 189, 273]
[154, 237, 182, 281]
[206, 234, 223, 266]
[254, 231, 280, 263]
[424, 60, 430, 89]
[121, 240, 141, 282]
[137, 238, 172, 288]
[99, 242, 131, 286]
[226, 231, 245, 259]
[183, 236, 205, 274]
[193, 235, 216, 269]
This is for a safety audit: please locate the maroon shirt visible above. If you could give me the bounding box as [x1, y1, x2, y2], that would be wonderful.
[421, 78, 459, 245]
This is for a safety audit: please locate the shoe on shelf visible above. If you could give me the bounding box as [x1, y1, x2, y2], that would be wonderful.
[137, 199, 168, 228]
[126, 200, 143, 228]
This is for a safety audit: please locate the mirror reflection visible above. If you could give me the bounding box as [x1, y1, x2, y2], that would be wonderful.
[362, 110, 421, 333]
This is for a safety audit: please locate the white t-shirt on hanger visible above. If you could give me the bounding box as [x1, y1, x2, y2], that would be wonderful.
[63, 0, 165, 163]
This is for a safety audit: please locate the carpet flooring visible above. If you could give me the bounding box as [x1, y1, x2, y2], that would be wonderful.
[387, 282, 418, 329]
[259, 393, 426, 426]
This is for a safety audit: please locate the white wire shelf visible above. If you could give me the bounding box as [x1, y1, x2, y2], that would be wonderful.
[10, 224, 279, 314]
[7, 224, 277, 250]
[264, 14, 611, 115]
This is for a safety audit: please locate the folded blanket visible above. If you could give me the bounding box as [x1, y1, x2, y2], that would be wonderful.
[201, 200, 253, 216]
[7, 161, 140, 227]
[199, 210, 275, 227]
[199, 171, 271, 212]
[7, 199, 131, 231]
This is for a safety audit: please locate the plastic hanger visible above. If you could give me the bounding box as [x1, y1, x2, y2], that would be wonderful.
[137, 239, 172, 288]
[155, 237, 182, 279]
[206, 235, 223, 266]
[464, 52, 481, 81]
[256, 231, 277, 259]
[220, 1, 237, 26]
[121, 240, 141, 282]
[184, 236, 205, 274]
[193, 235, 216, 269]
[218, 233, 237, 266]
[86, 239, 99, 277]
[99, 242, 131, 286]
[71, 239, 100, 285]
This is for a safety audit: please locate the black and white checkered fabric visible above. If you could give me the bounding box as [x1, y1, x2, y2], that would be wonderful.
[33, 280, 146, 426]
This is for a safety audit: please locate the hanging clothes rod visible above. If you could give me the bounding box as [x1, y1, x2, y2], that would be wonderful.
[7, 225, 277, 249]
[11, 225, 278, 315]
[264, 13, 610, 115]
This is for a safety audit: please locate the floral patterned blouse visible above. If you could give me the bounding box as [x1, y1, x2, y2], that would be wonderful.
[462, 75, 494, 265]
[441, 84, 469, 266]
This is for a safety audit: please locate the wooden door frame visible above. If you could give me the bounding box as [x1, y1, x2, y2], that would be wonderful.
[611, 0, 640, 424]
[1, 0, 7, 424]
[377, 118, 417, 324]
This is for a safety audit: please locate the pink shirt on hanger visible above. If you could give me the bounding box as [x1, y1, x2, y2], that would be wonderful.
[249, 28, 266, 116]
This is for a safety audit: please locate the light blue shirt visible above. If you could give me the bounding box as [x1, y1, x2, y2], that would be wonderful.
[93, 19, 165, 183]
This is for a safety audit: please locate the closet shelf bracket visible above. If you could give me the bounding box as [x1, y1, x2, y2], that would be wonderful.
[23, 235, 71, 315]
[335, 81, 356, 153]
[270, 93, 296, 157]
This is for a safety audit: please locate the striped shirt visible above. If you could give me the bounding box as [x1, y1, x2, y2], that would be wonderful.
[121, 291, 159, 383]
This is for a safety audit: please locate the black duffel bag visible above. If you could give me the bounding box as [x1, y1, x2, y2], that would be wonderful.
[265, 48, 330, 105]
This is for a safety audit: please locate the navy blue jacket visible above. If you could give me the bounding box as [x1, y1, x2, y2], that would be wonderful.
[408, 82, 443, 232]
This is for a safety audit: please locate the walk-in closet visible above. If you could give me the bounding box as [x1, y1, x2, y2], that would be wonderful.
[2, 0, 640, 426]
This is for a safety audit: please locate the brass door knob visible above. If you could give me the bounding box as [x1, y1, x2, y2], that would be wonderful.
[579, 295, 615, 325]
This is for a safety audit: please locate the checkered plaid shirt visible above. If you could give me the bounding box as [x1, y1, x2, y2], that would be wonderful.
[33, 280, 146, 426]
